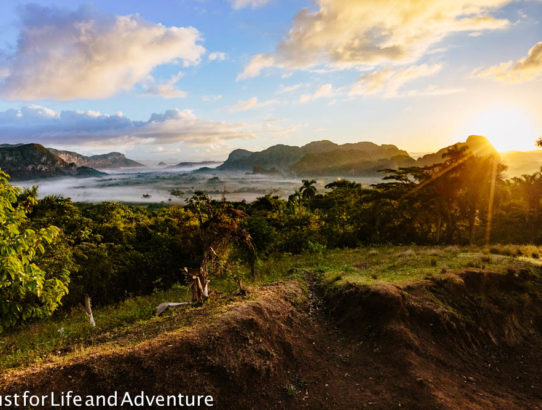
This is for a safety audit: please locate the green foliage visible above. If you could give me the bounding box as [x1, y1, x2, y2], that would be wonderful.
[0, 171, 67, 331]
[5, 140, 542, 333]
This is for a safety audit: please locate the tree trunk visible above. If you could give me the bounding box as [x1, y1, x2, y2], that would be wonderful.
[84, 295, 96, 327]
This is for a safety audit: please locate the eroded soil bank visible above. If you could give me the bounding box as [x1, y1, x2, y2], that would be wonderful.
[1, 270, 542, 409]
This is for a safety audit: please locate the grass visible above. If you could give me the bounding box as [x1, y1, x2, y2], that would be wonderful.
[0, 285, 188, 370]
[258, 245, 542, 288]
[0, 263, 307, 372]
[2, 244, 542, 372]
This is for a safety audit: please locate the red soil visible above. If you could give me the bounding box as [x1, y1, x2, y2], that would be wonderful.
[1, 270, 541, 409]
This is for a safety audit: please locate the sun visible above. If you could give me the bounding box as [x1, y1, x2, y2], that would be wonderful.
[460, 104, 540, 152]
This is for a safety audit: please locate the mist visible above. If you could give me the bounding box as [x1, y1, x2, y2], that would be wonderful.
[14, 166, 382, 204]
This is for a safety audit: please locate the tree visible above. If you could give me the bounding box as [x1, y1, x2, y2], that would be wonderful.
[186, 192, 255, 303]
[300, 179, 317, 200]
[0, 171, 68, 331]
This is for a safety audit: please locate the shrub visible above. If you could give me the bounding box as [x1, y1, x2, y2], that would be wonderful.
[0, 172, 68, 332]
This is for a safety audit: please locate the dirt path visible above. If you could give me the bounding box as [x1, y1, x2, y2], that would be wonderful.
[1, 271, 542, 409]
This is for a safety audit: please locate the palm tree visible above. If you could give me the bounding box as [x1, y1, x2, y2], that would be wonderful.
[300, 179, 317, 200]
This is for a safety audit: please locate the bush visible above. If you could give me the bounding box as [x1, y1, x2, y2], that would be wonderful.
[0, 172, 68, 331]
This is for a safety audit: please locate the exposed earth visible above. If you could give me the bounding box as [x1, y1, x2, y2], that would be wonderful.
[1, 270, 542, 409]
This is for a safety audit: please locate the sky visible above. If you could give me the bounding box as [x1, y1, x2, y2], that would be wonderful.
[0, 0, 541, 162]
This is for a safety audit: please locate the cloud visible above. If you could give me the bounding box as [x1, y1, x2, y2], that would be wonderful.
[239, 0, 511, 78]
[0, 105, 256, 147]
[141, 72, 187, 98]
[0, 5, 205, 101]
[208, 52, 227, 61]
[277, 83, 303, 94]
[231, 0, 272, 10]
[473, 41, 542, 83]
[350, 64, 454, 97]
[202, 94, 223, 102]
[227, 97, 278, 112]
[237, 53, 275, 80]
[299, 83, 334, 103]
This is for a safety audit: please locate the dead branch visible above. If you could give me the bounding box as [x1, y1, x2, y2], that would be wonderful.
[155, 302, 190, 316]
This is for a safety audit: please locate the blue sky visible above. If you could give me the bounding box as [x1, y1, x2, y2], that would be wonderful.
[0, 0, 541, 162]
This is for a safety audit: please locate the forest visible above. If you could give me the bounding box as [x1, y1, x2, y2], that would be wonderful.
[1, 141, 542, 331]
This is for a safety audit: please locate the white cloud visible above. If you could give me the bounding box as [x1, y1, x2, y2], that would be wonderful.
[227, 97, 278, 112]
[277, 83, 303, 94]
[0, 106, 254, 147]
[350, 64, 451, 97]
[202, 94, 223, 102]
[208, 52, 227, 61]
[299, 83, 334, 103]
[0, 5, 205, 101]
[473, 41, 542, 83]
[231, 0, 272, 10]
[141, 72, 187, 98]
[237, 53, 275, 80]
[239, 0, 511, 78]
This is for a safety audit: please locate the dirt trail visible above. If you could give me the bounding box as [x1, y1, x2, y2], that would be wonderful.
[1, 270, 542, 409]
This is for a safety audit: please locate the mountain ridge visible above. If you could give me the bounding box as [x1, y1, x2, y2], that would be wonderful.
[47, 148, 143, 168]
[0, 144, 105, 180]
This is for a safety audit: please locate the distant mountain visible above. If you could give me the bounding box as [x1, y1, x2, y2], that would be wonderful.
[416, 135, 498, 167]
[218, 140, 415, 176]
[219, 144, 305, 172]
[292, 142, 414, 176]
[0, 144, 105, 180]
[48, 148, 143, 169]
[171, 161, 221, 168]
[413, 135, 542, 177]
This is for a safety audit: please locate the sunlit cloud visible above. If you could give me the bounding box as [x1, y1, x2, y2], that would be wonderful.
[472, 41, 542, 83]
[299, 83, 334, 103]
[141, 72, 187, 98]
[237, 53, 275, 80]
[227, 97, 279, 112]
[239, 0, 512, 79]
[277, 83, 304, 94]
[349, 64, 462, 98]
[0, 5, 205, 101]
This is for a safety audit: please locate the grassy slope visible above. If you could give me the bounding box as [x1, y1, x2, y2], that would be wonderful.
[2, 244, 541, 372]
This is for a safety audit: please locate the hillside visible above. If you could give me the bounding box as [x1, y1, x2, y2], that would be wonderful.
[217, 136, 534, 177]
[0, 144, 105, 180]
[218, 144, 305, 172]
[48, 148, 143, 168]
[1, 246, 541, 409]
[416, 135, 499, 167]
[292, 144, 414, 176]
[171, 160, 221, 168]
[218, 140, 415, 176]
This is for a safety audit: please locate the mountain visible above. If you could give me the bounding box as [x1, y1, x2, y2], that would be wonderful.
[292, 142, 414, 176]
[416, 135, 498, 167]
[48, 149, 143, 168]
[0, 144, 105, 180]
[218, 140, 415, 176]
[171, 161, 221, 168]
[218, 144, 305, 172]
